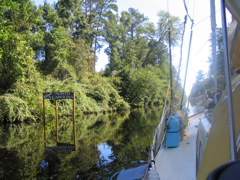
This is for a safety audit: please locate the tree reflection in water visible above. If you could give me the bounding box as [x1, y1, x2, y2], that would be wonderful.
[0, 108, 161, 179]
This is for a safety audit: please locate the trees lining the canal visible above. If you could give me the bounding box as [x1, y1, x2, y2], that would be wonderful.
[0, 0, 182, 123]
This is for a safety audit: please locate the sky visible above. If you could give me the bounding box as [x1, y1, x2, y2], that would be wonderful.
[33, 0, 231, 95]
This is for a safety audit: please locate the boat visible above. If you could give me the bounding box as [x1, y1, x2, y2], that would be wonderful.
[196, 0, 240, 178]
[143, 0, 240, 179]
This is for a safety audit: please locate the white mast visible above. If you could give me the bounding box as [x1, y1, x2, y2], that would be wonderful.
[210, 0, 217, 93]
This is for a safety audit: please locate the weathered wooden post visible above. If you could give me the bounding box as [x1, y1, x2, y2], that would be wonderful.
[55, 99, 59, 142]
[43, 96, 46, 149]
[73, 92, 76, 149]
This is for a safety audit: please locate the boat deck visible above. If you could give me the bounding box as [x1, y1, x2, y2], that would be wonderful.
[153, 113, 203, 180]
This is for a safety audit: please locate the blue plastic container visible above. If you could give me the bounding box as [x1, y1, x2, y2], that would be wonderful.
[167, 116, 180, 132]
[165, 116, 180, 148]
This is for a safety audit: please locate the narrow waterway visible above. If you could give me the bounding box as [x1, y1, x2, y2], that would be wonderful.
[0, 108, 162, 179]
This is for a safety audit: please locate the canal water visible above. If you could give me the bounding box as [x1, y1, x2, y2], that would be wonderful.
[0, 108, 162, 179]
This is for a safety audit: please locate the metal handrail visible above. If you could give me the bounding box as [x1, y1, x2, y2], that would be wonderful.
[143, 83, 170, 179]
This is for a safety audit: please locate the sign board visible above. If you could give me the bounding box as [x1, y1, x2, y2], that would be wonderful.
[43, 92, 77, 151]
[45, 145, 76, 153]
[43, 92, 74, 99]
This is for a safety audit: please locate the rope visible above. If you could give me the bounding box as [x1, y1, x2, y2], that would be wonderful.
[177, 15, 187, 81]
[169, 29, 174, 113]
[166, 0, 173, 113]
[179, 0, 195, 109]
[188, 110, 204, 119]
[194, 9, 220, 27]
[172, 0, 195, 110]
[172, 15, 188, 106]
[183, 0, 194, 23]
[180, 19, 194, 109]
[191, 39, 209, 60]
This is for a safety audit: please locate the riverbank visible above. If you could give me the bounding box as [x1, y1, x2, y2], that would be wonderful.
[0, 69, 170, 124]
[0, 74, 130, 124]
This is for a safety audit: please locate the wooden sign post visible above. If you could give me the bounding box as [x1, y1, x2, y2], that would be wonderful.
[55, 99, 59, 142]
[43, 92, 76, 152]
[73, 92, 76, 147]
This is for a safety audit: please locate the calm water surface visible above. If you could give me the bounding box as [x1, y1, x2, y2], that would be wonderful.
[0, 108, 162, 179]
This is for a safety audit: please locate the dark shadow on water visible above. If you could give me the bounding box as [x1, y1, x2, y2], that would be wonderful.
[0, 108, 162, 179]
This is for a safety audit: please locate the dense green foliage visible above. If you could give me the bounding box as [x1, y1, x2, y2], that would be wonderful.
[103, 9, 182, 106]
[0, 0, 183, 123]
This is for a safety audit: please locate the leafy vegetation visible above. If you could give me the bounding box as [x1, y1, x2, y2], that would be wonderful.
[0, 0, 183, 123]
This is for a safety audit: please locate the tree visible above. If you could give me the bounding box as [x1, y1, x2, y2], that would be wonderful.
[196, 70, 205, 83]
[39, 0, 95, 78]
[125, 67, 167, 105]
[142, 11, 181, 67]
[82, 0, 118, 62]
[208, 27, 225, 90]
[55, 0, 87, 40]
[0, 0, 40, 92]
[104, 8, 150, 72]
[103, 9, 181, 74]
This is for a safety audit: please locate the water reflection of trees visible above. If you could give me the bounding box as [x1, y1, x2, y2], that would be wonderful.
[44, 112, 130, 179]
[0, 124, 44, 179]
[107, 108, 161, 168]
[0, 108, 161, 179]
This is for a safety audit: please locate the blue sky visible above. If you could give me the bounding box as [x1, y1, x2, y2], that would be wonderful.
[34, 0, 56, 6]
[33, 0, 231, 95]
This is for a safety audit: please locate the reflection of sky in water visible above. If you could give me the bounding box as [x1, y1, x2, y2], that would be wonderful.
[98, 142, 113, 164]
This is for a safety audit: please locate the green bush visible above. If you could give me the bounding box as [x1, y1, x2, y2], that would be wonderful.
[0, 74, 130, 123]
[0, 94, 33, 122]
[118, 67, 167, 106]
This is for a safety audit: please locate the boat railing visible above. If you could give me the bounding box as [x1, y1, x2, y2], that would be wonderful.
[152, 108, 169, 157]
[142, 102, 169, 179]
[143, 92, 210, 179]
